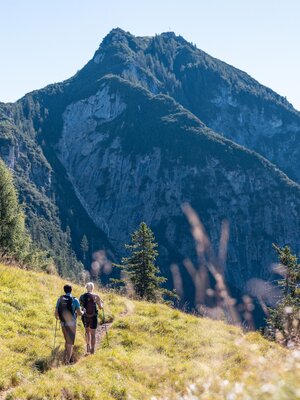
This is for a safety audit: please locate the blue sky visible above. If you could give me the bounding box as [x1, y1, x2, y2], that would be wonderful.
[1, 0, 299, 109]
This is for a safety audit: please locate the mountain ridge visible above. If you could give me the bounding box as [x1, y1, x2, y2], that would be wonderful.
[85, 28, 300, 182]
[0, 29, 300, 313]
[93, 28, 296, 110]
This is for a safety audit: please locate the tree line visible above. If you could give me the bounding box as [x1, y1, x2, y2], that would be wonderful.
[0, 159, 50, 270]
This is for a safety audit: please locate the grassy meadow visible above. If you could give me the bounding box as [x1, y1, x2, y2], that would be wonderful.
[0, 263, 300, 399]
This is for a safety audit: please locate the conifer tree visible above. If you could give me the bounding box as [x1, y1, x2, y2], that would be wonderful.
[0, 159, 51, 271]
[117, 222, 168, 301]
[266, 245, 300, 345]
[0, 159, 27, 259]
[80, 234, 89, 263]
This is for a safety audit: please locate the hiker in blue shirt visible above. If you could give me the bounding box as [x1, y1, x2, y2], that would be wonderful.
[55, 284, 84, 364]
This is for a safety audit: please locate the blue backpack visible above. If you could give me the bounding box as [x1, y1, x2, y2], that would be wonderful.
[57, 295, 76, 323]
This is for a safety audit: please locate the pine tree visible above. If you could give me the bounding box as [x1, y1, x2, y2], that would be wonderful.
[0, 159, 27, 259]
[117, 222, 167, 301]
[80, 234, 89, 264]
[266, 245, 300, 345]
[0, 159, 52, 271]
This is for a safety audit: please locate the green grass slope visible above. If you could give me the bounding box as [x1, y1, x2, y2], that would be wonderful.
[0, 264, 300, 400]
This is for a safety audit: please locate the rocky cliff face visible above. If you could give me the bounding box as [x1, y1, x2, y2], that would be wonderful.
[55, 76, 300, 297]
[1, 29, 300, 311]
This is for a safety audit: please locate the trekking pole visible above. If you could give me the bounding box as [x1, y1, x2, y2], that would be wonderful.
[53, 319, 58, 352]
[102, 308, 109, 347]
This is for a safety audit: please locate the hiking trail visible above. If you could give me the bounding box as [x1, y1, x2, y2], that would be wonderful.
[95, 298, 135, 349]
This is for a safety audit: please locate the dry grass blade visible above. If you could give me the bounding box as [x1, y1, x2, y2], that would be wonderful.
[181, 203, 241, 325]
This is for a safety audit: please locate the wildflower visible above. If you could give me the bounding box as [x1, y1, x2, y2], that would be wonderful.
[234, 382, 244, 394]
[226, 393, 236, 400]
[188, 383, 197, 393]
[258, 356, 266, 364]
[260, 383, 275, 393]
[292, 350, 300, 360]
[284, 306, 293, 314]
[221, 380, 229, 388]
[203, 381, 211, 391]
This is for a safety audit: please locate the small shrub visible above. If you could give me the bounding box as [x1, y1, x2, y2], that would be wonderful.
[110, 386, 127, 400]
[115, 320, 129, 329]
[33, 357, 51, 373]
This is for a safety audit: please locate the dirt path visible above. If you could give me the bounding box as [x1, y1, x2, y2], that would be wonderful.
[94, 299, 135, 350]
[95, 320, 112, 347]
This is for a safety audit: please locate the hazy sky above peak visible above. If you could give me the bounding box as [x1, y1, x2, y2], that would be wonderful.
[0, 0, 299, 110]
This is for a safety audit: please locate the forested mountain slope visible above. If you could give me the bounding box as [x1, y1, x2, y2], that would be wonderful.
[0, 29, 299, 310]
[89, 28, 300, 182]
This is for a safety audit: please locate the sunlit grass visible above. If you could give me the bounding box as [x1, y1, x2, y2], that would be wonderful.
[1, 264, 300, 399]
[0, 263, 123, 392]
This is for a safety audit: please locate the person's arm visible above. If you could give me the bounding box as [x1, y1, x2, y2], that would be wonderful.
[77, 308, 84, 317]
[95, 294, 104, 309]
[79, 294, 87, 314]
[74, 298, 84, 316]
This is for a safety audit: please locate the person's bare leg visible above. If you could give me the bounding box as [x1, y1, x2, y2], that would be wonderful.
[86, 328, 91, 353]
[65, 344, 73, 364]
[62, 327, 73, 364]
[90, 329, 96, 354]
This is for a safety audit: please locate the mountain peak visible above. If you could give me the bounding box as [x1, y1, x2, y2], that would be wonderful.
[106, 27, 127, 37]
[160, 31, 177, 39]
[101, 27, 129, 45]
[93, 28, 132, 52]
[158, 31, 189, 45]
[100, 29, 186, 51]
